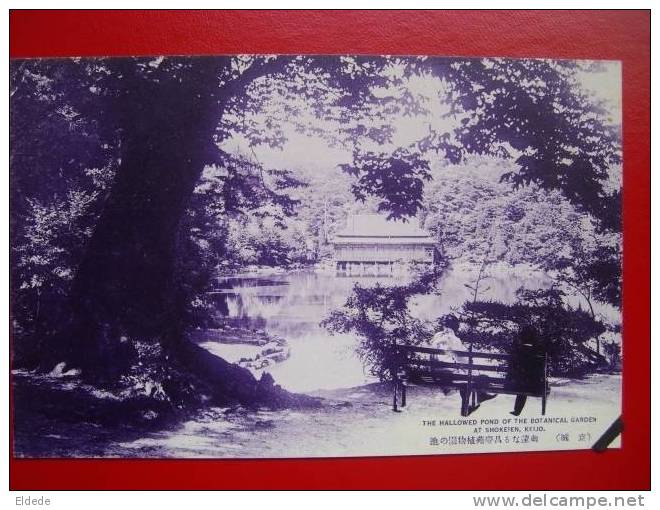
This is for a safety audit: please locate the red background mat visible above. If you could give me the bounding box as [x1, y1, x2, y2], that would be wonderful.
[9, 9, 650, 490]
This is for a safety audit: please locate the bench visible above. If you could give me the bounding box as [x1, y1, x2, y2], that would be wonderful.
[392, 344, 550, 416]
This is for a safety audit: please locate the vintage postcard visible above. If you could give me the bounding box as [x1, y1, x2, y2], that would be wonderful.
[10, 55, 622, 458]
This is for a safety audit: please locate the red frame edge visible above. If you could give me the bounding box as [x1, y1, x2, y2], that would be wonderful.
[8, 9, 650, 490]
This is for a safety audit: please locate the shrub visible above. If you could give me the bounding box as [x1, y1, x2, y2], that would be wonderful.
[440, 287, 606, 376]
[322, 264, 445, 380]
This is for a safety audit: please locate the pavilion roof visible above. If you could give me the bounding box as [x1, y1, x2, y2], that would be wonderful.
[334, 214, 432, 239]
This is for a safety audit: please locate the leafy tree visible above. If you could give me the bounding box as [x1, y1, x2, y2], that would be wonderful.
[10, 54, 621, 398]
[10, 59, 118, 219]
[333, 58, 621, 233]
[11, 60, 119, 365]
[429, 58, 622, 232]
[542, 229, 621, 353]
[421, 156, 622, 310]
[341, 148, 432, 220]
[441, 287, 607, 376]
[10, 55, 403, 389]
[322, 265, 445, 380]
[13, 190, 101, 364]
[283, 164, 358, 261]
[545, 231, 621, 310]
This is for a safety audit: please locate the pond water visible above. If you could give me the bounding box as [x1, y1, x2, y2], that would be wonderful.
[14, 263, 620, 458]
[207, 263, 552, 393]
[13, 263, 621, 459]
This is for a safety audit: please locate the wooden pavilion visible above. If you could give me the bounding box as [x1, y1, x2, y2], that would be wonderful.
[332, 214, 437, 276]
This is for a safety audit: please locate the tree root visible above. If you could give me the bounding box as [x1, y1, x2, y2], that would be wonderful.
[174, 340, 322, 409]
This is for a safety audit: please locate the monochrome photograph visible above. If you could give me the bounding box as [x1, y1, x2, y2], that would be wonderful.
[10, 54, 622, 458]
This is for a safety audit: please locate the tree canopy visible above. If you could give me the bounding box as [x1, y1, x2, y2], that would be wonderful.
[10, 54, 621, 389]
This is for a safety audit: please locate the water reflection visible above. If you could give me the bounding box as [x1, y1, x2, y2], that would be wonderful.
[211, 272, 405, 391]
[208, 264, 552, 392]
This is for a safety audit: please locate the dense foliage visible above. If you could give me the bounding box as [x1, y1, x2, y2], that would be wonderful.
[440, 288, 608, 376]
[434, 58, 622, 232]
[321, 266, 446, 380]
[10, 55, 622, 394]
[420, 157, 621, 308]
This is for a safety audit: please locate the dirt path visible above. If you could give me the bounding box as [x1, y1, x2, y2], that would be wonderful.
[13, 372, 621, 458]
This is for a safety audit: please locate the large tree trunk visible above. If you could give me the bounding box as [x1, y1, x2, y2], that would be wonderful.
[48, 57, 310, 409]
[60, 59, 224, 381]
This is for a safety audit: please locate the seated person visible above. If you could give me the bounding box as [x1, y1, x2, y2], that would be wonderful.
[432, 330, 496, 404]
[506, 325, 546, 416]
